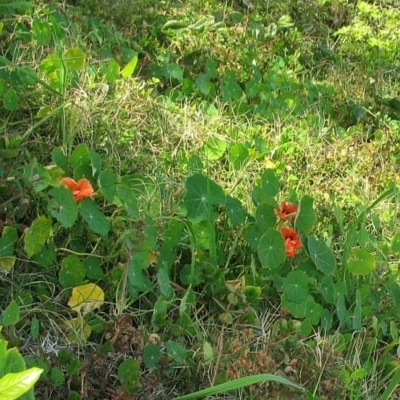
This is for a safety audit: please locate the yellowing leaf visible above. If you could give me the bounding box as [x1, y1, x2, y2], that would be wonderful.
[68, 283, 104, 315]
[60, 317, 92, 344]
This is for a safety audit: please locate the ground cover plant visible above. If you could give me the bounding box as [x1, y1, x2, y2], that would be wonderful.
[1, 0, 400, 399]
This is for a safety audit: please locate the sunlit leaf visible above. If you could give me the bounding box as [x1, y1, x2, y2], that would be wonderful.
[295, 195, 317, 234]
[64, 48, 86, 71]
[121, 55, 138, 78]
[24, 216, 52, 257]
[32, 19, 51, 45]
[48, 186, 78, 228]
[203, 137, 226, 160]
[347, 249, 376, 276]
[68, 283, 104, 315]
[0, 368, 42, 400]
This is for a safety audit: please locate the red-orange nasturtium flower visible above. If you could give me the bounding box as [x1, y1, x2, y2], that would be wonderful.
[281, 227, 302, 258]
[274, 202, 298, 221]
[61, 177, 95, 202]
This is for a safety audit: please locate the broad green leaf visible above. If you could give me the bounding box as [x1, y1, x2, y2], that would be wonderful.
[258, 229, 286, 270]
[152, 296, 168, 330]
[70, 144, 90, 170]
[121, 55, 138, 78]
[180, 263, 203, 286]
[320, 275, 335, 304]
[196, 74, 212, 96]
[166, 340, 187, 364]
[51, 148, 69, 173]
[99, 169, 116, 202]
[118, 358, 140, 393]
[295, 195, 316, 234]
[59, 255, 86, 288]
[336, 296, 349, 323]
[84, 257, 104, 280]
[261, 169, 279, 197]
[64, 48, 86, 71]
[308, 236, 336, 275]
[143, 344, 161, 370]
[3, 300, 20, 327]
[203, 137, 226, 160]
[321, 308, 333, 331]
[203, 341, 213, 362]
[105, 59, 120, 83]
[246, 224, 263, 251]
[304, 297, 323, 325]
[40, 53, 60, 76]
[221, 70, 243, 102]
[68, 283, 105, 315]
[90, 150, 102, 178]
[255, 202, 276, 231]
[0, 227, 17, 258]
[31, 244, 56, 269]
[184, 174, 225, 221]
[191, 220, 212, 249]
[157, 266, 173, 300]
[116, 184, 139, 218]
[229, 143, 249, 170]
[3, 88, 19, 111]
[347, 249, 376, 276]
[24, 216, 52, 257]
[79, 198, 110, 236]
[226, 196, 247, 226]
[283, 271, 309, 303]
[48, 186, 78, 228]
[0, 368, 42, 400]
[164, 62, 183, 82]
[32, 19, 51, 45]
[391, 232, 400, 252]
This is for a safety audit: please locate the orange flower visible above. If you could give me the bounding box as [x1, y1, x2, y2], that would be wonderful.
[274, 202, 298, 221]
[61, 177, 95, 202]
[281, 227, 302, 258]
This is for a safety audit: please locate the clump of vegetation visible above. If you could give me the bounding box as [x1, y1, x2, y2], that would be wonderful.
[1, 1, 400, 399]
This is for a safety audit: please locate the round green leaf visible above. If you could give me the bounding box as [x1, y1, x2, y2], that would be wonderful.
[308, 236, 336, 275]
[347, 249, 376, 276]
[3, 88, 19, 111]
[258, 229, 286, 270]
[255, 202, 276, 231]
[283, 271, 309, 303]
[32, 19, 52, 45]
[99, 169, 116, 202]
[226, 195, 247, 226]
[184, 174, 225, 221]
[3, 300, 20, 326]
[295, 195, 317, 234]
[79, 199, 110, 237]
[48, 186, 79, 228]
[24, 216, 52, 258]
[59, 255, 86, 288]
[143, 344, 162, 370]
[166, 340, 187, 364]
[64, 48, 86, 71]
[204, 137, 227, 160]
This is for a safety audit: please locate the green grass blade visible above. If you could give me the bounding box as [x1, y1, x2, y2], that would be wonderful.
[171, 374, 305, 400]
[378, 368, 400, 400]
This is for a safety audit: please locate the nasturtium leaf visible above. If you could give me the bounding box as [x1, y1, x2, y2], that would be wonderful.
[84, 257, 103, 280]
[221, 70, 243, 102]
[116, 184, 139, 218]
[3, 88, 19, 111]
[32, 19, 51, 45]
[283, 271, 309, 303]
[79, 198, 110, 236]
[261, 169, 279, 197]
[196, 74, 212, 95]
[157, 266, 173, 300]
[203, 341, 214, 362]
[118, 358, 140, 393]
[229, 143, 249, 170]
[24, 216, 51, 257]
[298, 318, 312, 337]
[243, 286, 261, 308]
[64, 48, 86, 71]
[151, 296, 168, 330]
[90, 150, 102, 178]
[128, 252, 149, 291]
[121, 55, 138, 78]
[0, 368, 42, 400]
[255, 202, 276, 231]
[52, 148, 70, 173]
[166, 340, 187, 364]
[295, 195, 317, 234]
[70, 144, 90, 170]
[226, 195, 247, 226]
[61, 317, 91, 344]
[304, 297, 323, 325]
[105, 59, 120, 83]
[3, 300, 20, 326]
[320, 275, 335, 304]
[99, 169, 116, 202]
[308, 236, 336, 275]
[0, 226, 17, 258]
[180, 263, 203, 286]
[204, 137, 226, 160]
[191, 220, 212, 249]
[184, 174, 225, 221]
[347, 248, 376, 276]
[258, 229, 286, 270]
[281, 295, 306, 319]
[246, 224, 263, 251]
[32, 244, 56, 269]
[68, 283, 105, 315]
[336, 296, 349, 323]
[143, 344, 161, 370]
[48, 186, 78, 228]
[165, 62, 183, 82]
[321, 308, 333, 331]
[59, 255, 86, 288]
